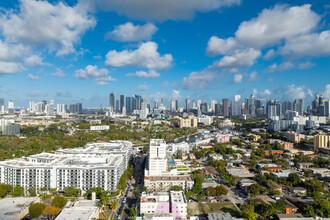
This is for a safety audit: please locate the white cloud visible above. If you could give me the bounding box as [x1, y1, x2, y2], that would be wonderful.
[0, 61, 24, 74]
[51, 68, 66, 77]
[0, 0, 96, 56]
[28, 90, 48, 97]
[324, 84, 330, 99]
[25, 55, 45, 66]
[210, 48, 261, 69]
[280, 30, 330, 57]
[252, 88, 258, 95]
[75, 65, 115, 85]
[235, 4, 320, 48]
[75, 65, 109, 79]
[56, 90, 72, 97]
[95, 76, 116, 85]
[248, 71, 258, 82]
[297, 61, 315, 69]
[171, 90, 181, 99]
[80, 0, 241, 21]
[266, 62, 294, 72]
[307, 88, 313, 98]
[259, 89, 272, 97]
[136, 84, 148, 92]
[206, 36, 240, 56]
[127, 70, 160, 78]
[106, 22, 158, 42]
[0, 40, 29, 61]
[182, 70, 223, 89]
[105, 42, 173, 71]
[283, 84, 307, 100]
[28, 73, 40, 80]
[266, 61, 315, 72]
[232, 74, 243, 84]
[264, 49, 276, 59]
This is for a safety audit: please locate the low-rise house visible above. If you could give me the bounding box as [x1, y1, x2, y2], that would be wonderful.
[272, 170, 294, 179]
[264, 150, 284, 156]
[257, 163, 283, 172]
[226, 166, 255, 178]
[291, 187, 307, 196]
[208, 153, 224, 160]
[239, 179, 256, 194]
[278, 199, 299, 214]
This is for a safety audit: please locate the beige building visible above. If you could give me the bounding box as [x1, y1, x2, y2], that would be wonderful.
[144, 175, 194, 192]
[314, 134, 330, 148]
[285, 131, 301, 143]
[179, 117, 197, 128]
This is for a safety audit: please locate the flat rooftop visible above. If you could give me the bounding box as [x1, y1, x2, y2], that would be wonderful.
[170, 191, 186, 204]
[56, 200, 98, 220]
[0, 153, 122, 169]
[145, 175, 193, 181]
[56, 141, 132, 155]
[0, 197, 38, 220]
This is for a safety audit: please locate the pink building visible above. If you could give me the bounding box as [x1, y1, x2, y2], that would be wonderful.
[216, 135, 230, 143]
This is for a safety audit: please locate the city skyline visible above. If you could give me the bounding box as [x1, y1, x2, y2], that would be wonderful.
[0, 0, 329, 107]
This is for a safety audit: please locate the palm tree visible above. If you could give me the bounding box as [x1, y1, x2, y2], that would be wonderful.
[100, 196, 109, 210]
[110, 201, 118, 211]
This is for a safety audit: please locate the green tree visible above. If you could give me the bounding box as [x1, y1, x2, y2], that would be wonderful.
[29, 203, 46, 218]
[195, 151, 204, 159]
[244, 212, 258, 220]
[100, 196, 109, 210]
[197, 192, 205, 202]
[63, 187, 81, 197]
[43, 206, 61, 220]
[170, 185, 184, 191]
[205, 186, 216, 196]
[272, 202, 286, 213]
[0, 184, 12, 197]
[12, 185, 24, 197]
[52, 195, 67, 209]
[135, 186, 140, 198]
[185, 191, 194, 199]
[215, 185, 228, 196]
[129, 207, 138, 216]
[248, 184, 263, 196]
[110, 201, 118, 211]
[241, 204, 255, 214]
[287, 173, 301, 186]
[28, 188, 37, 197]
[256, 203, 276, 218]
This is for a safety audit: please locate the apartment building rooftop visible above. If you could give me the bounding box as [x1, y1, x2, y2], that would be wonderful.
[170, 191, 186, 204]
[56, 140, 132, 155]
[0, 153, 122, 169]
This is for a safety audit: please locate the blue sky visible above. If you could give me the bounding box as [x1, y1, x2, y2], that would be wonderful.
[0, 0, 329, 107]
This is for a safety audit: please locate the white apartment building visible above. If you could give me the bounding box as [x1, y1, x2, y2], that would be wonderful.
[147, 139, 168, 176]
[90, 125, 110, 131]
[56, 141, 132, 169]
[0, 141, 132, 193]
[56, 104, 67, 115]
[0, 153, 124, 193]
[170, 142, 190, 154]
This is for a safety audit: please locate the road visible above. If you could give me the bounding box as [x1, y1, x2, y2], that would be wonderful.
[114, 154, 146, 220]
